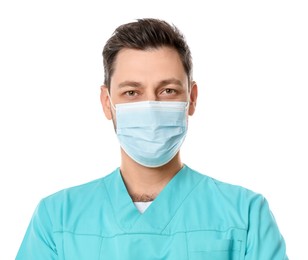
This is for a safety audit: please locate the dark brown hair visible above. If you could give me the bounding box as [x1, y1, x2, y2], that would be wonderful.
[102, 18, 193, 87]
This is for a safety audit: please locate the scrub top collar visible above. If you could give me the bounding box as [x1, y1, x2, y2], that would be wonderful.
[103, 164, 204, 233]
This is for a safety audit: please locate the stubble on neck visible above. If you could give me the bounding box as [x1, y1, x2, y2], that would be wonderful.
[119, 148, 183, 202]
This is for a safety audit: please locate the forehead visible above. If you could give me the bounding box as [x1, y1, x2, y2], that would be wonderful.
[110, 47, 187, 86]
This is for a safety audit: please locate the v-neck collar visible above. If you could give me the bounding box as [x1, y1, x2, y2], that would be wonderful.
[103, 165, 204, 233]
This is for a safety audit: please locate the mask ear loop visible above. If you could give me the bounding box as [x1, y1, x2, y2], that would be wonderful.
[106, 90, 118, 131]
[107, 90, 116, 111]
[185, 101, 190, 110]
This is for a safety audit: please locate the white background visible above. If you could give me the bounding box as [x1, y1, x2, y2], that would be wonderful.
[0, 0, 307, 259]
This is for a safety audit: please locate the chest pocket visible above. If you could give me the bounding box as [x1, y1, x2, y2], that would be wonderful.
[186, 231, 243, 260]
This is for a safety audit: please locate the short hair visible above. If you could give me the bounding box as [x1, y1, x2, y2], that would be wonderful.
[102, 18, 193, 88]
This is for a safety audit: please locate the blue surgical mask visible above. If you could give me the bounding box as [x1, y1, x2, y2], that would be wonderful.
[110, 100, 188, 168]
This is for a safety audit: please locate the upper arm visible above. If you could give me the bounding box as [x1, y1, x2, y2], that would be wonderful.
[16, 200, 58, 260]
[245, 195, 288, 260]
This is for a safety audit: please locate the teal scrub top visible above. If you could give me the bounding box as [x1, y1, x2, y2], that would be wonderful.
[16, 165, 288, 259]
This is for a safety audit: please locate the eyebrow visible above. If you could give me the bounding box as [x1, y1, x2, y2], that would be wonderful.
[118, 81, 142, 88]
[157, 78, 184, 88]
[117, 78, 184, 88]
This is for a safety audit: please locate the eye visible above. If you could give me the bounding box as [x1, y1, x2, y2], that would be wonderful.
[124, 90, 137, 96]
[163, 88, 176, 95]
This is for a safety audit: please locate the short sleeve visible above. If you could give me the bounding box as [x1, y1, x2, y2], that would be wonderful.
[16, 199, 58, 260]
[245, 194, 288, 260]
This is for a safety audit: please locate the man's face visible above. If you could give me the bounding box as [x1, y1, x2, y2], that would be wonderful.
[101, 46, 197, 120]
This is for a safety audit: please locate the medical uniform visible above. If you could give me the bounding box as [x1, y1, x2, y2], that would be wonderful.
[16, 165, 288, 259]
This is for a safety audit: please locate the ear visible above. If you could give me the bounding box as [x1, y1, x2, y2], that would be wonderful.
[188, 81, 198, 116]
[100, 85, 113, 120]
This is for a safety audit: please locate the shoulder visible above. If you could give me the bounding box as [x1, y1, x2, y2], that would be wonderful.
[210, 175, 261, 201]
[186, 165, 265, 208]
[41, 169, 119, 213]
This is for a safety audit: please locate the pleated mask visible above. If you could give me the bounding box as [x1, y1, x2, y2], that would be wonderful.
[111, 100, 188, 167]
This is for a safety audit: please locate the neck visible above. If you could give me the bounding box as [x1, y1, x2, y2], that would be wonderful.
[120, 149, 183, 201]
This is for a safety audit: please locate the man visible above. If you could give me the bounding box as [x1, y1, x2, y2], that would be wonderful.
[16, 18, 288, 259]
